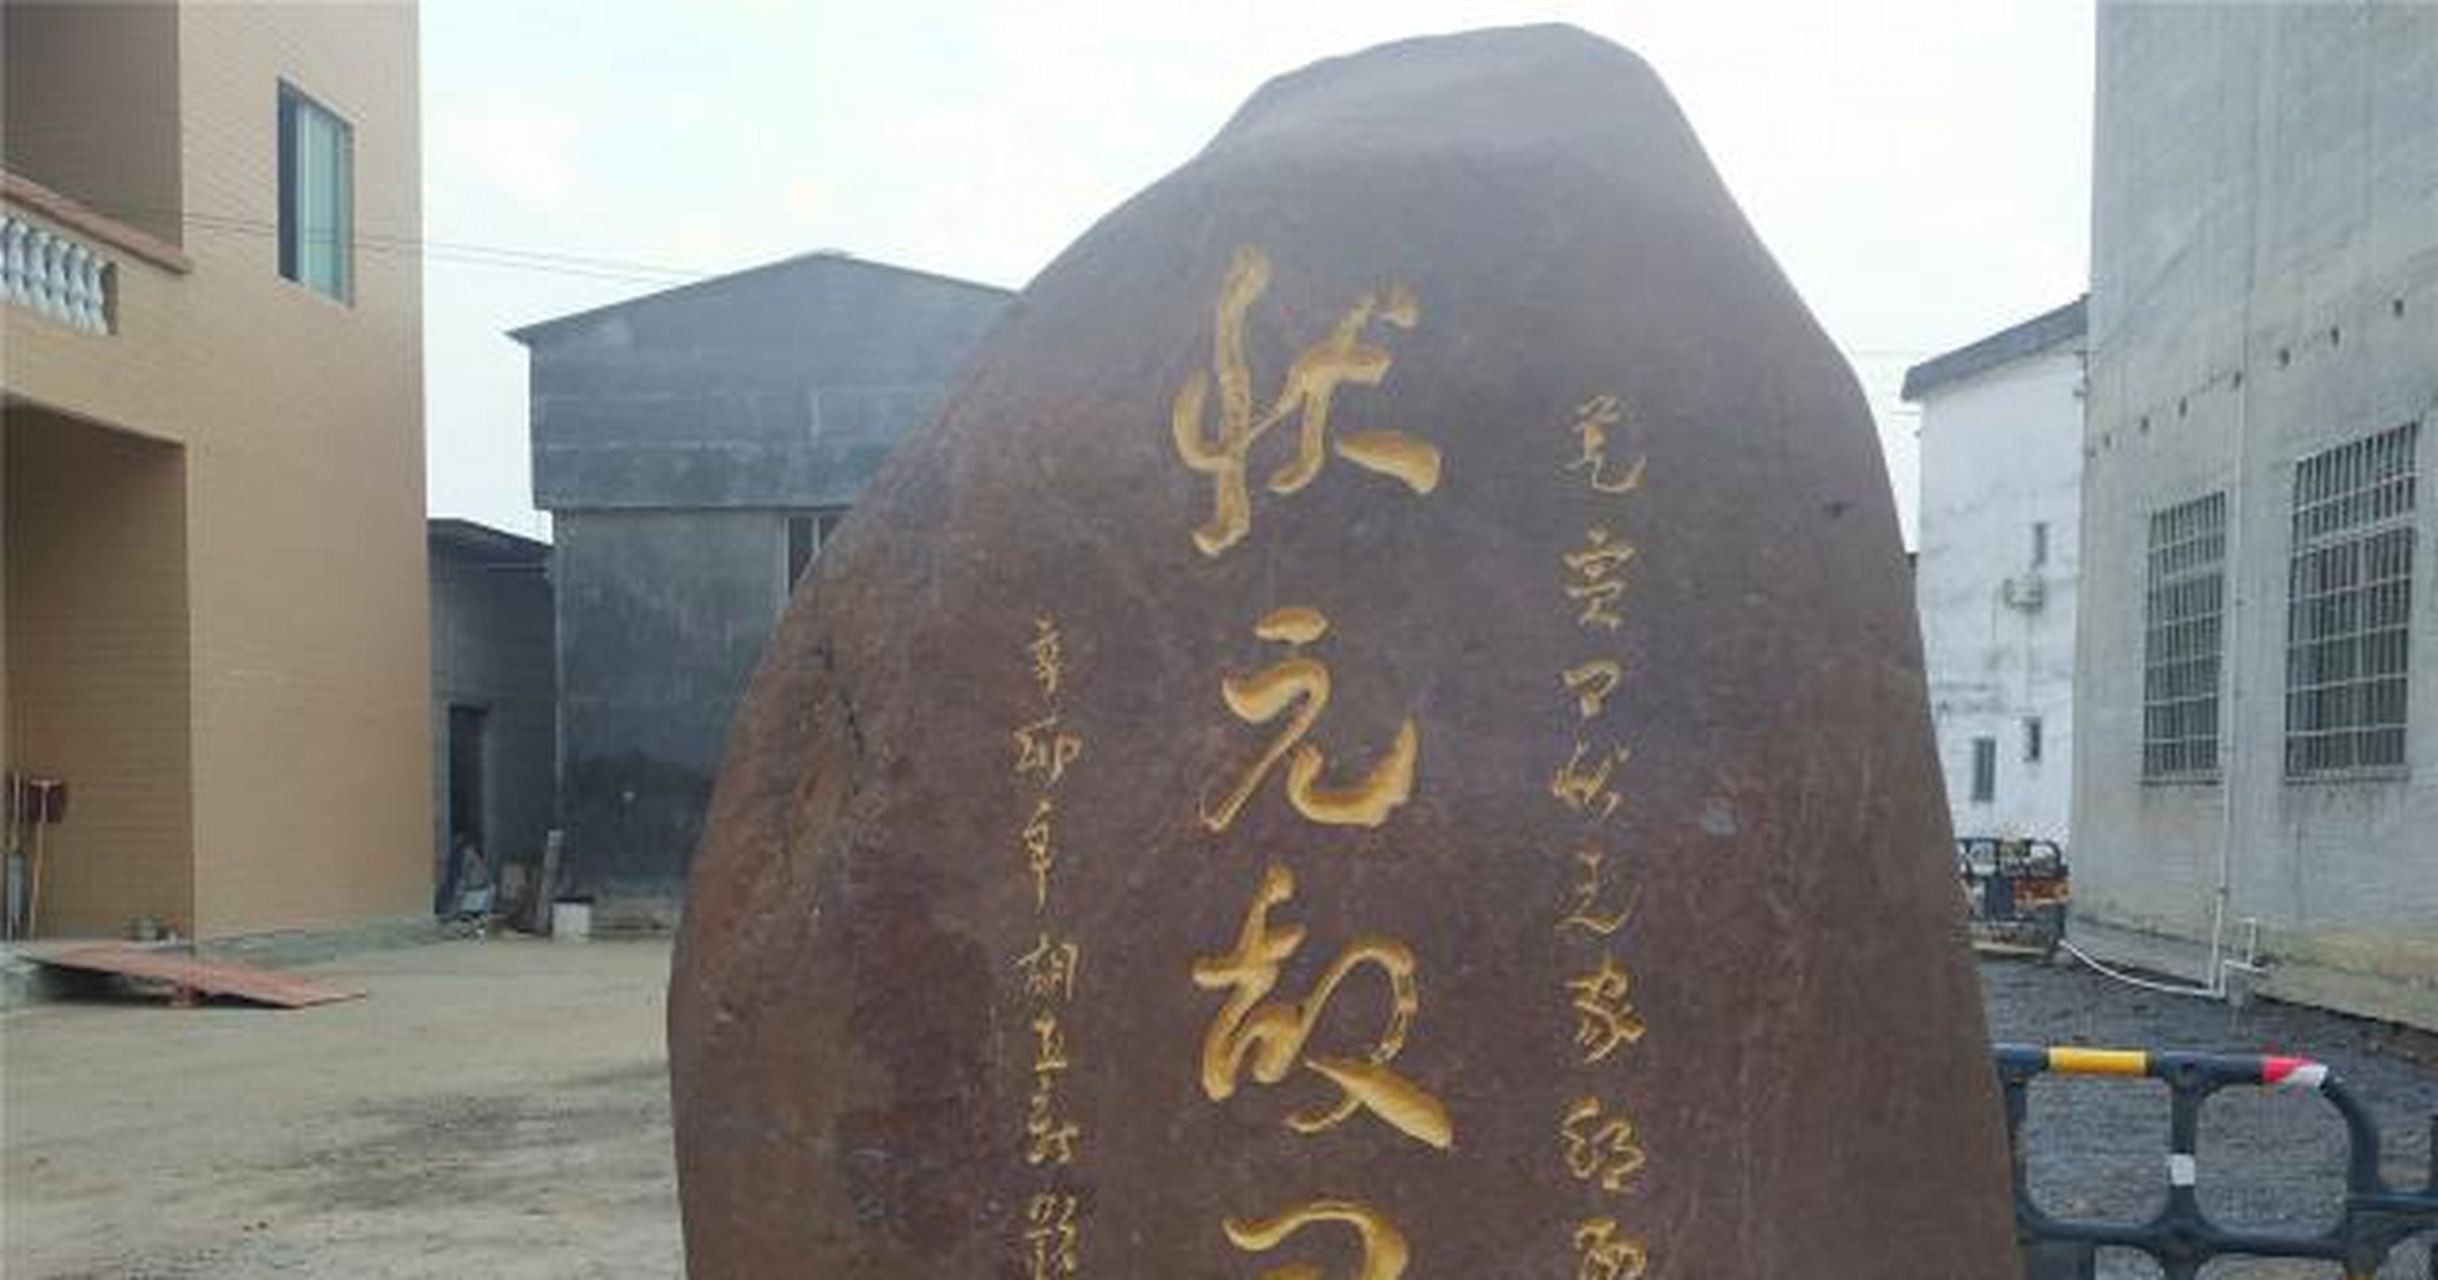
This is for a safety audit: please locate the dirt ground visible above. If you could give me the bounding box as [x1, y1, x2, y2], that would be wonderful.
[3, 940, 2430, 1279]
[3, 939, 680, 1280]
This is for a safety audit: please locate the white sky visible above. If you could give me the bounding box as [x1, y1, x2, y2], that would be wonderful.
[422, 1, 2096, 545]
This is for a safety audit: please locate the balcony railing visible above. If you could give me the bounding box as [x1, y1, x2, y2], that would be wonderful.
[2, 171, 191, 337]
[2, 210, 113, 334]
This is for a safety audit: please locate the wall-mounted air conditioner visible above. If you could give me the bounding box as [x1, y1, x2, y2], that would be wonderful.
[2003, 573, 2046, 611]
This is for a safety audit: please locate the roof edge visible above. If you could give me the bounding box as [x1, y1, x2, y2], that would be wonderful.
[428, 516, 552, 562]
[506, 250, 1018, 345]
[1900, 296, 2088, 402]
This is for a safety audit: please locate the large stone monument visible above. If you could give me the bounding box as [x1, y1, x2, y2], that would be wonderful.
[670, 25, 2021, 1280]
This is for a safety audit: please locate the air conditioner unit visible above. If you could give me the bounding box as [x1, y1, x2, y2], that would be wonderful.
[2003, 573, 2046, 611]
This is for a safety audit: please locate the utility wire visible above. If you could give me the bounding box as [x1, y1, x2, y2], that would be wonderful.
[33, 201, 1962, 355]
[21, 197, 719, 286]
[180, 209, 715, 286]
[22, 194, 1953, 419]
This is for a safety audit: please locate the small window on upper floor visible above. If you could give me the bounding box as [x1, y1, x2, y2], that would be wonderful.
[278, 83, 353, 303]
[2023, 715, 2044, 764]
[1970, 736, 1997, 804]
[2031, 521, 2049, 567]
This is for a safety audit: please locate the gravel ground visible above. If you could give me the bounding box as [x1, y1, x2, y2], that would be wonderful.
[4, 940, 2429, 1278]
[1981, 957, 2438, 1278]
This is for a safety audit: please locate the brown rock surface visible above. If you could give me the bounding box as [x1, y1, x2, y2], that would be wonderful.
[670, 25, 2021, 1280]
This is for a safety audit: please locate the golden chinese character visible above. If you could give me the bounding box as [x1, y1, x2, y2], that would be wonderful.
[1023, 797, 1058, 909]
[1568, 955, 1646, 1065]
[1550, 740, 1629, 822]
[1031, 614, 1065, 700]
[1033, 1008, 1072, 1075]
[1572, 1217, 1649, 1280]
[1171, 244, 1443, 558]
[1015, 717, 1084, 788]
[1563, 658, 1623, 720]
[1224, 1199, 1408, 1280]
[1193, 864, 1452, 1149]
[1201, 607, 1419, 833]
[1567, 396, 1647, 497]
[1559, 845, 1632, 938]
[1562, 527, 1637, 631]
[1025, 1193, 1080, 1280]
[1017, 932, 1080, 1003]
[1026, 1080, 1081, 1166]
[1561, 1096, 1648, 1193]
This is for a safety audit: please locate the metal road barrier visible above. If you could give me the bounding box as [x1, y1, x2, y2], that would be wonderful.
[1995, 1044, 2438, 1279]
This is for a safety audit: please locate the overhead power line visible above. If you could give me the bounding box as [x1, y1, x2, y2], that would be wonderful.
[27, 197, 717, 287]
[25, 199, 1962, 360]
[179, 208, 715, 286]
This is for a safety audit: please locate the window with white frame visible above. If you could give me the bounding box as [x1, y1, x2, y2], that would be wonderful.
[2284, 421, 2418, 776]
[2142, 492, 2227, 780]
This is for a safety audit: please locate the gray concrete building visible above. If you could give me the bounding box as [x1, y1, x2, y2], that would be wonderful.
[512, 253, 1011, 925]
[428, 518, 556, 912]
[2075, 2, 2436, 1027]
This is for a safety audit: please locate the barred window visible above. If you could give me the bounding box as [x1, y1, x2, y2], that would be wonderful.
[2285, 421, 2418, 776]
[2143, 492, 2227, 780]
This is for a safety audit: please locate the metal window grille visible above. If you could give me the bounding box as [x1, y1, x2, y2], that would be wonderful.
[2286, 421, 2418, 776]
[2143, 493, 2228, 779]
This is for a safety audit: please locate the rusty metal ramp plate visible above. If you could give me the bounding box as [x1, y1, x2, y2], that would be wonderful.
[32, 946, 364, 1008]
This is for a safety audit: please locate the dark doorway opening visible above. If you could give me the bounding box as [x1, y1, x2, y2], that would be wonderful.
[440, 705, 488, 913]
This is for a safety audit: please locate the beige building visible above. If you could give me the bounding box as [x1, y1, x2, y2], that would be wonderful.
[2, 2, 428, 939]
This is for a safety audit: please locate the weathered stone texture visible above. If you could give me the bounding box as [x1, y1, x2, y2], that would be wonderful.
[671, 25, 2019, 1280]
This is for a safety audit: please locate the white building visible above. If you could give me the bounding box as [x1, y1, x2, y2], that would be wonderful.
[1904, 299, 2087, 847]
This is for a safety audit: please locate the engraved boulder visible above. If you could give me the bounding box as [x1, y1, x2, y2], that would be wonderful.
[670, 24, 2020, 1280]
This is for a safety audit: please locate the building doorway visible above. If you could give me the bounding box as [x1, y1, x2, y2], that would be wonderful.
[3, 401, 194, 935]
[439, 704, 487, 913]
